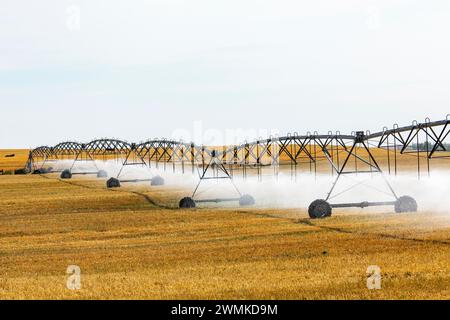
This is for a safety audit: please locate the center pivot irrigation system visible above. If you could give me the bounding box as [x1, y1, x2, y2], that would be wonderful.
[27, 116, 450, 218]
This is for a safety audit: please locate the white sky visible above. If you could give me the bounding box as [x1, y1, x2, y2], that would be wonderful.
[1, 0, 449, 148]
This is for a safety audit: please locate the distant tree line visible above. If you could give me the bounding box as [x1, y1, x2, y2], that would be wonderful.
[411, 142, 450, 151]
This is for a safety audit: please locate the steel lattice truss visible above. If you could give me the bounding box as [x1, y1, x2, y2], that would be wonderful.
[373, 118, 450, 158]
[27, 117, 450, 176]
[52, 141, 84, 156]
[85, 139, 132, 157]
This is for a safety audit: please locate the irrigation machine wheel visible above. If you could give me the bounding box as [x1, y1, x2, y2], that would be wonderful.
[106, 177, 121, 188]
[308, 199, 332, 219]
[97, 170, 108, 178]
[394, 196, 418, 213]
[239, 194, 255, 207]
[151, 175, 165, 186]
[179, 197, 196, 209]
[60, 169, 72, 179]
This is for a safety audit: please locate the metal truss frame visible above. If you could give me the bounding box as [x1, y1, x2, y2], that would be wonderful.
[27, 116, 450, 213]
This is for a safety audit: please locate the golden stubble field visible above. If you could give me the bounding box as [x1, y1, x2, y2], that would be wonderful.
[0, 172, 449, 300]
[0, 149, 29, 172]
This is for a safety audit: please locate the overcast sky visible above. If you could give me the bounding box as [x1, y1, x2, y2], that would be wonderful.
[1, 0, 449, 148]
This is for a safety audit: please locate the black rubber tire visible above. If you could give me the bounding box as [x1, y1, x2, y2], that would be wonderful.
[106, 177, 121, 188]
[179, 197, 196, 208]
[151, 175, 165, 186]
[60, 169, 72, 179]
[395, 196, 418, 213]
[97, 170, 108, 178]
[239, 194, 255, 207]
[308, 199, 332, 219]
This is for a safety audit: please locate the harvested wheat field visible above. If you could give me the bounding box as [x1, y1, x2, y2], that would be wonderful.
[0, 171, 449, 300]
[0, 150, 29, 173]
